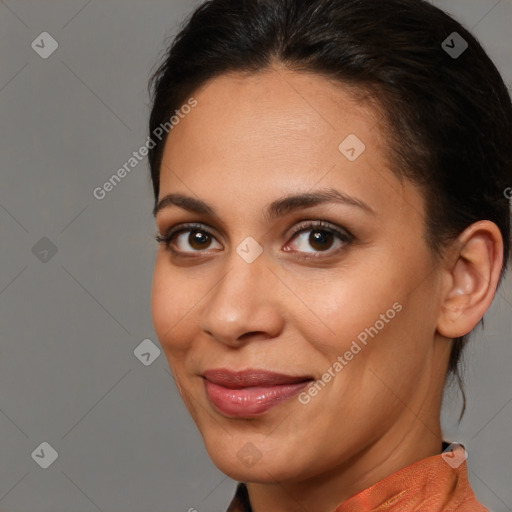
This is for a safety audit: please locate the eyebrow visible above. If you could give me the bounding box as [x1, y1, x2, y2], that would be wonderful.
[153, 188, 376, 220]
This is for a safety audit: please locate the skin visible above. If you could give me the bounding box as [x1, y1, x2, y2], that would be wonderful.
[151, 66, 503, 512]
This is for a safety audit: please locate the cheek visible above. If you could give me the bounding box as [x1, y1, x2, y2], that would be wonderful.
[302, 269, 399, 345]
[303, 248, 434, 369]
[151, 257, 197, 354]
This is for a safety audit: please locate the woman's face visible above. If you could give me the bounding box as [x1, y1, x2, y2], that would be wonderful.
[151, 68, 449, 484]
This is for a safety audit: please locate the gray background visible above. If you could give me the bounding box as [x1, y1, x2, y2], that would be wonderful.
[0, 1, 511, 511]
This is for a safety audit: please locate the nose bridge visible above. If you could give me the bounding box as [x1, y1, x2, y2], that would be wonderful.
[215, 233, 269, 303]
[200, 242, 276, 343]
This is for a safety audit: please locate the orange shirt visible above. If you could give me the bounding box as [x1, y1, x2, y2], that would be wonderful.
[226, 443, 488, 512]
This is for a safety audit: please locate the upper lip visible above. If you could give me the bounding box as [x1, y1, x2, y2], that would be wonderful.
[202, 368, 314, 389]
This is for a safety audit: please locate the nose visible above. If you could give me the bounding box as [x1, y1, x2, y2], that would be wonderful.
[199, 251, 284, 348]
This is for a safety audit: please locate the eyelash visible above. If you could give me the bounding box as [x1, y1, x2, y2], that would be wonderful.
[154, 220, 354, 260]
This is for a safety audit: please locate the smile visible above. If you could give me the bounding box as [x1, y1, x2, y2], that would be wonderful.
[202, 368, 314, 417]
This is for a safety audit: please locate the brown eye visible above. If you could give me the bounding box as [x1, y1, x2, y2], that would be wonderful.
[286, 220, 353, 259]
[188, 230, 213, 250]
[308, 230, 335, 251]
[156, 220, 353, 259]
[155, 223, 222, 255]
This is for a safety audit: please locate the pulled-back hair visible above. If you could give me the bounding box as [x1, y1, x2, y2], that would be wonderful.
[147, 0, 512, 416]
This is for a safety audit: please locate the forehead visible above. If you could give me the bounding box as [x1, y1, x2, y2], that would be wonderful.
[158, 68, 424, 226]
[164, 68, 381, 167]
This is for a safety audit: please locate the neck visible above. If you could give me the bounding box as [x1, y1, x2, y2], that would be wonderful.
[246, 403, 443, 512]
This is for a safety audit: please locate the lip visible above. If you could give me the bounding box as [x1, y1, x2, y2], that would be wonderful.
[202, 369, 313, 417]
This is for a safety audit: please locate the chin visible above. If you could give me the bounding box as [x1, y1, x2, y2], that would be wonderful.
[215, 457, 299, 483]
[205, 440, 307, 483]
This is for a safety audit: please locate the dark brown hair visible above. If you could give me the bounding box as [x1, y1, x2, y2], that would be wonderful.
[147, 0, 512, 417]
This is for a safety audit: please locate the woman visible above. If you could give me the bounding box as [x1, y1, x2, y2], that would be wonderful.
[148, 0, 512, 510]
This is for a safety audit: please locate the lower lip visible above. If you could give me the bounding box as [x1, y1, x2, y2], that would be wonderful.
[204, 379, 311, 417]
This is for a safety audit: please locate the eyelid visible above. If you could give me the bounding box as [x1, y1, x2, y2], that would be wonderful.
[156, 219, 354, 257]
[288, 219, 354, 242]
[155, 222, 218, 249]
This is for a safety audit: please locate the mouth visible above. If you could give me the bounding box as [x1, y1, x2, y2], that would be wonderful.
[202, 368, 314, 417]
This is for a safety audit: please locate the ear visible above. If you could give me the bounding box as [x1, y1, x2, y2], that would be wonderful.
[437, 220, 504, 338]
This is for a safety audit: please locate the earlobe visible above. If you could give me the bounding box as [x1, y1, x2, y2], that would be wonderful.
[437, 221, 503, 339]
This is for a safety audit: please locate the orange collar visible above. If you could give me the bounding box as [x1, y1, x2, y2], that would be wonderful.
[227, 444, 488, 512]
